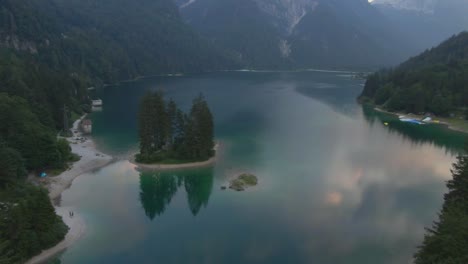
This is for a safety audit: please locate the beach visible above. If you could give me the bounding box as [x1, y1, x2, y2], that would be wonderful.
[25, 207, 85, 264]
[131, 143, 220, 170]
[45, 115, 113, 200]
[27, 115, 112, 263]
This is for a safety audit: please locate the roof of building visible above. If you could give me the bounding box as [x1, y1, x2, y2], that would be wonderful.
[82, 119, 92, 125]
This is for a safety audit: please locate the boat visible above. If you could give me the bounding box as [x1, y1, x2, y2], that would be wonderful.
[399, 118, 424, 125]
[422, 117, 432, 123]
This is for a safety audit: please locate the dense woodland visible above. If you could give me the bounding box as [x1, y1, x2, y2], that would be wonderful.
[414, 144, 468, 263]
[0, 93, 75, 263]
[137, 93, 215, 163]
[360, 32, 468, 116]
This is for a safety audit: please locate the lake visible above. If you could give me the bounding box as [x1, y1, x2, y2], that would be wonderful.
[56, 71, 465, 264]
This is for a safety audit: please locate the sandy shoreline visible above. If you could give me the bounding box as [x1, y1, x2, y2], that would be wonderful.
[27, 115, 112, 264]
[27, 116, 220, 262]
[25, 207, 86, 264]
[130, 143, 220, 170]
[45, 115, 113, 200]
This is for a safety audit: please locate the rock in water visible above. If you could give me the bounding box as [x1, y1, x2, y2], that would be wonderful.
[229, 173, 258, 191]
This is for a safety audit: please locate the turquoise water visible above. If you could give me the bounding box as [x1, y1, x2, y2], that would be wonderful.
[57, 71, 464, 264]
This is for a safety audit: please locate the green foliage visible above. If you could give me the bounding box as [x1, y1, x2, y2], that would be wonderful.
[0, 94, 71, 263]
[228, 173, 258, 191]
[137, 92, 215, 164]
[360, 32, 468, 116]
[0, 94, 71, 171]
[0, 147, 27, 187]
[414, 143, 468, 263]
[0, 185, 68, 264]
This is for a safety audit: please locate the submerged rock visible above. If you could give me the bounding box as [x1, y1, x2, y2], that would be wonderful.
[228, 173, 258, 191]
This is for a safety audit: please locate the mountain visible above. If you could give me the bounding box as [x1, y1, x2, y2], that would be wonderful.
[372, 0, 468, 56]
[288, 0, 408, 68]
[177, 0, 468, 70]
[372, 0, 438, 13]
[359, 31, 468, 116]
[177, 0, 421, 69]
[0, 0, 236, 85]
[178, 0, 288, 68]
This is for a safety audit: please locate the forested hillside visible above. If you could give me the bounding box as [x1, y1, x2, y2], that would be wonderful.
[1, 0, 236, 84]
[359, 31, 468, 116]
[0, 0, 233, 262]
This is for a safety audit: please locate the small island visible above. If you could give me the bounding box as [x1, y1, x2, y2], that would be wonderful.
[227, 173, 258, 191]
[135, 92, 215, 168]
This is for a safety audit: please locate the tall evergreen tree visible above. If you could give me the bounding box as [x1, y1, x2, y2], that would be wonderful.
[167, 99, 178, 146]
[150, 92, 169, 151]
[138, 92, 155, 157]
[414, 142, 468, 263]
[189, 94, 214, 160]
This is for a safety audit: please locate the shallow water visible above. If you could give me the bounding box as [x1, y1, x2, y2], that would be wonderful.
[57, 71, 464, 264]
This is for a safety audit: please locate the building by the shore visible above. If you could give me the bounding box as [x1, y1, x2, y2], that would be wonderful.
[92, 99, 103, 107]
[81, 119, 92, 134]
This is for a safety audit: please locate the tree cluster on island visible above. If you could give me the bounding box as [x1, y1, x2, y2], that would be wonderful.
[136, 92, 215, 164]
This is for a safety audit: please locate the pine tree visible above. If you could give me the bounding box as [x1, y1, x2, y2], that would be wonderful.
[414, 142, 468, 263]
[189, 94, 214, 160]
[151, 92, 170, 151]
[167, 99, 178, 146]
[444, 143, 468, 211]
[138, 92, 155, 158]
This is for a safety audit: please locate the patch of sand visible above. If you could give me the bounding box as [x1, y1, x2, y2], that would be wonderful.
[45, 115, 113, 200]
[130, 143, 220, 171]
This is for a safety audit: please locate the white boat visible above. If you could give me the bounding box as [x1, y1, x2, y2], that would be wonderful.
[422, 117, 432, 123]
[400, 118, 424, 125]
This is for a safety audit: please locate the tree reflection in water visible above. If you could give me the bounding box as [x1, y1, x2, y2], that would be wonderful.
[139, 168, 214, 220]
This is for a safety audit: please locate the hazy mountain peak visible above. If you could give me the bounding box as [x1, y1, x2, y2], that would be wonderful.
[371, 0, 438, 14]
[253, 0, 319, 34]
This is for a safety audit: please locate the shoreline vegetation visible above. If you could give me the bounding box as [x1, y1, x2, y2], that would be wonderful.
[373, 107, 468, 134]
[41, 115, 113, 201]
[26, 115, 112, 264]
[25, 207, 86, 264]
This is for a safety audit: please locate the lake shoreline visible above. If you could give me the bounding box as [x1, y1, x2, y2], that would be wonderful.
[26, 114, 113, 264]
[45, 115, 113, 201]
[25, 207, 86, 264]
[374, 107, 468, 134]
[130, 143, 220, 170]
